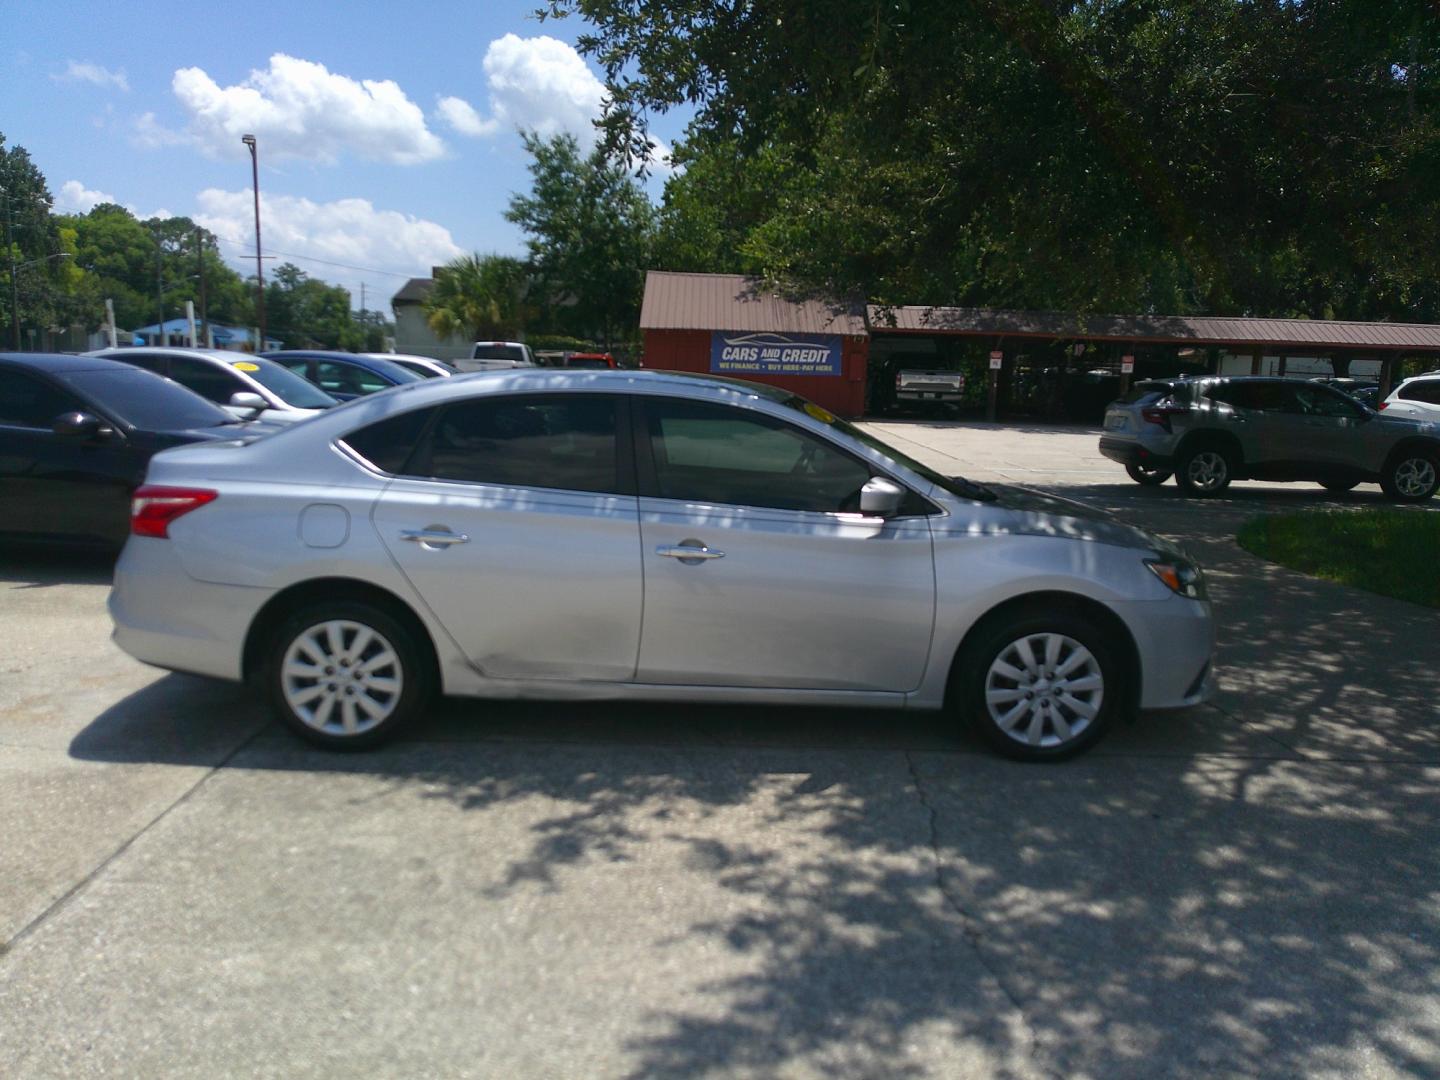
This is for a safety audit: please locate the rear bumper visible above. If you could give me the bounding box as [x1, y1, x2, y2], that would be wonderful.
[108, 538, 270, 682]
[897, 389, 963, 402]
[1099, 436, 1174, 470]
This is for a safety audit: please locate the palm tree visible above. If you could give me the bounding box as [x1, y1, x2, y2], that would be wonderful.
[423, 254, 530, 341]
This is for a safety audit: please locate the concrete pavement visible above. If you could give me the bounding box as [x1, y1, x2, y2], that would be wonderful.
[1, 422, 1437, 1078]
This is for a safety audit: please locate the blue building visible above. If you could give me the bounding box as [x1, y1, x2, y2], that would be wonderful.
[130, 318, 283, 351]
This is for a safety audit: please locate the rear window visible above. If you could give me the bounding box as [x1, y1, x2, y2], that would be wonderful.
[472, 344, 526, 363]
[1398, 379, 1440, 405]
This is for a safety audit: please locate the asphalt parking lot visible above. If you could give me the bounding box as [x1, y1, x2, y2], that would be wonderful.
[3, 421, 1438, 1079]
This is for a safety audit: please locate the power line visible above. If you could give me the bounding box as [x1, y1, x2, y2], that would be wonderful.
[211, 234, 419, 279]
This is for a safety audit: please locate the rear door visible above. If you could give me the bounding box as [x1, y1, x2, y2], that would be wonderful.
[367, 393, 643, 681]
[631, 395, 935, 692]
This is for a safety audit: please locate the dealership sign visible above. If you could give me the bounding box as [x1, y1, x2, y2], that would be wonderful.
[710, 331, 843, 377]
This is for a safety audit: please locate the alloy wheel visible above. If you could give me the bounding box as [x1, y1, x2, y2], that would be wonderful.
[1186, 451, 1228, 492]
[1394, 457, 1437, 498]
[984, 633, 1104, 749]
[280, 619, 404, 737]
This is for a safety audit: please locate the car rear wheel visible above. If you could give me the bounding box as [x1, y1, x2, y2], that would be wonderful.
[1176, 445, 1234, 497]
[958, 611, 1124, 762]
[265, 601, 432, 749]
[1125, 463, 1173, 486]
[1381, 451, 1440, 503]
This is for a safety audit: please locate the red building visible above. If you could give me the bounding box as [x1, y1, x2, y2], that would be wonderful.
[639, 271, 871, 418]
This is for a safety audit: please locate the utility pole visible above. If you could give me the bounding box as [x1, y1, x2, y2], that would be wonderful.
[153, 223, 165, 343]
[241, 134, 265, 348]
[194, 227, 208, 347]
[2, 191, 19, 350]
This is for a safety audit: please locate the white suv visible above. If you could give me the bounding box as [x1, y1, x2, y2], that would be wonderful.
[456, 341, 534, 372]
[1380, 373, 1440, 420]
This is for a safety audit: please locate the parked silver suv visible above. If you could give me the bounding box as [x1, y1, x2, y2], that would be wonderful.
[1100, 376, 1440, 501]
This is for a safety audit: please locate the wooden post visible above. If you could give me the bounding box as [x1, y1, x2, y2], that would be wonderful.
[1378, 355, 1396, 401]
[1119, 353, 1135, 397]
[1250, 347, 1262, 375]
[1277, 353, 1288, 378]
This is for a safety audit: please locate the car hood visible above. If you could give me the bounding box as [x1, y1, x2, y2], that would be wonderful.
[976, 483, 1182, 555]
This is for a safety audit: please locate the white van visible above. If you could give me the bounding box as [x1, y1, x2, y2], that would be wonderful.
[456, 341, 535, 372]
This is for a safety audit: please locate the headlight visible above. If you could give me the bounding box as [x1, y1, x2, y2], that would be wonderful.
[1144, 557, 1207, 600]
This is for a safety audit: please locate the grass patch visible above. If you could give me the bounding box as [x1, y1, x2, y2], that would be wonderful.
[1236, 510, 1440, 608]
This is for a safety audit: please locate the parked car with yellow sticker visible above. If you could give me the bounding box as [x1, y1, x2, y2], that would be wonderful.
[88, 347, 339, 424]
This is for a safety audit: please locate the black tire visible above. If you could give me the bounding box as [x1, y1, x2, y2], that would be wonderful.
[264, 600, 433, 750]
[1381, 449, 1440, 503]
[1320, 479, 1360, 494]
[1125, 463, 1173, 486]
[1175, 443, 1235, 497]
[957, 609, 1127, 762]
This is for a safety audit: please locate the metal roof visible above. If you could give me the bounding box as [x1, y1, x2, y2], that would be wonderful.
[867, 305, 1440, 352]
[641, 271, 867, 336]
[392, 277, 433, 305]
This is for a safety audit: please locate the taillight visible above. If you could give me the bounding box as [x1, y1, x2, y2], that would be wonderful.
[131, 486, 218, 538]
[1377, 401, 1389, 410]
[1141, 405, 1187, 433]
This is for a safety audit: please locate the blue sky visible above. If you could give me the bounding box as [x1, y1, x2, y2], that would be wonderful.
[1, 0, 690, 306]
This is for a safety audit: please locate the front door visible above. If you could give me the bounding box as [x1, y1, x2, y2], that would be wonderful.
[369, 392, 643, 681]
[632, 396, 936, 692]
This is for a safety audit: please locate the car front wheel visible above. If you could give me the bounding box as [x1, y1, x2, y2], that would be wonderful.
[265, 601, 432, 749]
[1382, 451, 1440, 503]
[958, 611, 1124, 761]
[1125, 463, 1173, 486]
[1176, 445, 1234, 497]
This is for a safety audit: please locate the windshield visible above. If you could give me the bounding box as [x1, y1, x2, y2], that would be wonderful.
[237, 359, 339, 409]
[358, 357, 424, 384]
[57, 368, 237, 431]
[473, 344, 527, 363]
[778, 393, 997, 502]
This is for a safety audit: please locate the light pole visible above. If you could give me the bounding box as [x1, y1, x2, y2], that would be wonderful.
[241, 133, 265, 349]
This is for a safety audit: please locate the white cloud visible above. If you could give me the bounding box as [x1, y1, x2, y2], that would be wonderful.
[170, 54, 445, 165]
[133, 111, 190, 148]
[436, 95, 498, 138]
[193, 188, 463, 301]
[55, 60, 129, 92]
[55, 180, 117, 214]
[441, 35, 675, 173]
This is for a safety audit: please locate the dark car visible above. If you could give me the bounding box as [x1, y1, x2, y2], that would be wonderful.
[0, 353, 273, 548]
[261, 350, 422, 401]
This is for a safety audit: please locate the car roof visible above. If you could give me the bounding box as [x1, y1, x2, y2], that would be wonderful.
[90, 346, 272, 366]
[0, 351, 127, 374]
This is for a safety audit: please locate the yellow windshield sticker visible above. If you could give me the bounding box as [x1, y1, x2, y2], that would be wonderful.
[804, 402, 836, 424]
[232, 361, 260, 372]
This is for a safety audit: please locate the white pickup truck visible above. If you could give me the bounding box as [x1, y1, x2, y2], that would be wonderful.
[895, 368, 966, 408]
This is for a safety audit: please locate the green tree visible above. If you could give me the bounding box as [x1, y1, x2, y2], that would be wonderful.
[0, 131, 68, 345]
[264, 263, 364, 350]
[505, 132, 655, 347]
[423, 253, 531, 342]
[545, 0, 1440, 321]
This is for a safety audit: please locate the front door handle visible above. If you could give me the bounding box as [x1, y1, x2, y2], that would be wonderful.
[401, 528, 470, 548]
[656, 540, 725, 565]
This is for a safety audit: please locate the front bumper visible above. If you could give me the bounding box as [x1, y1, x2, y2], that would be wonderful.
[1112, 595, 1216, 710]
[1099, 436, 1174, 471]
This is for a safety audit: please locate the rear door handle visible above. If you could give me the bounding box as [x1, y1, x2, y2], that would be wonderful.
[401, 528, 470, 547]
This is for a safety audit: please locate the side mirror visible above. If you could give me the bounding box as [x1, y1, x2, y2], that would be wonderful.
[859, 476, 907, 517]
[52, 411, 107, 440]
[229, 391, 267, 416]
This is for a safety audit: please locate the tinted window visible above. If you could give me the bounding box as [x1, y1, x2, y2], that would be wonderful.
[0, 369, 83, 427]
[316, 361, 391, 396]
[1399, 380, 1440, 405]
[565, 358, 611, 370]
[167, 356, 246, 404]
[1208, 382, 1291, 411]
[1292, 384, 1362, 418]
[341, 407, 437, 473]
[56, 368, 236, 431]
[419, 395, 619, 493]
[645, 398, 872, 512]
[238, 359, 337, 409]
[115, 351, 168, 374]
[472, 344, 526, 363]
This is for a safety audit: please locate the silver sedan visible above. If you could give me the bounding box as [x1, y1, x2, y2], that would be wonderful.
[109, 370, 1214, 761]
